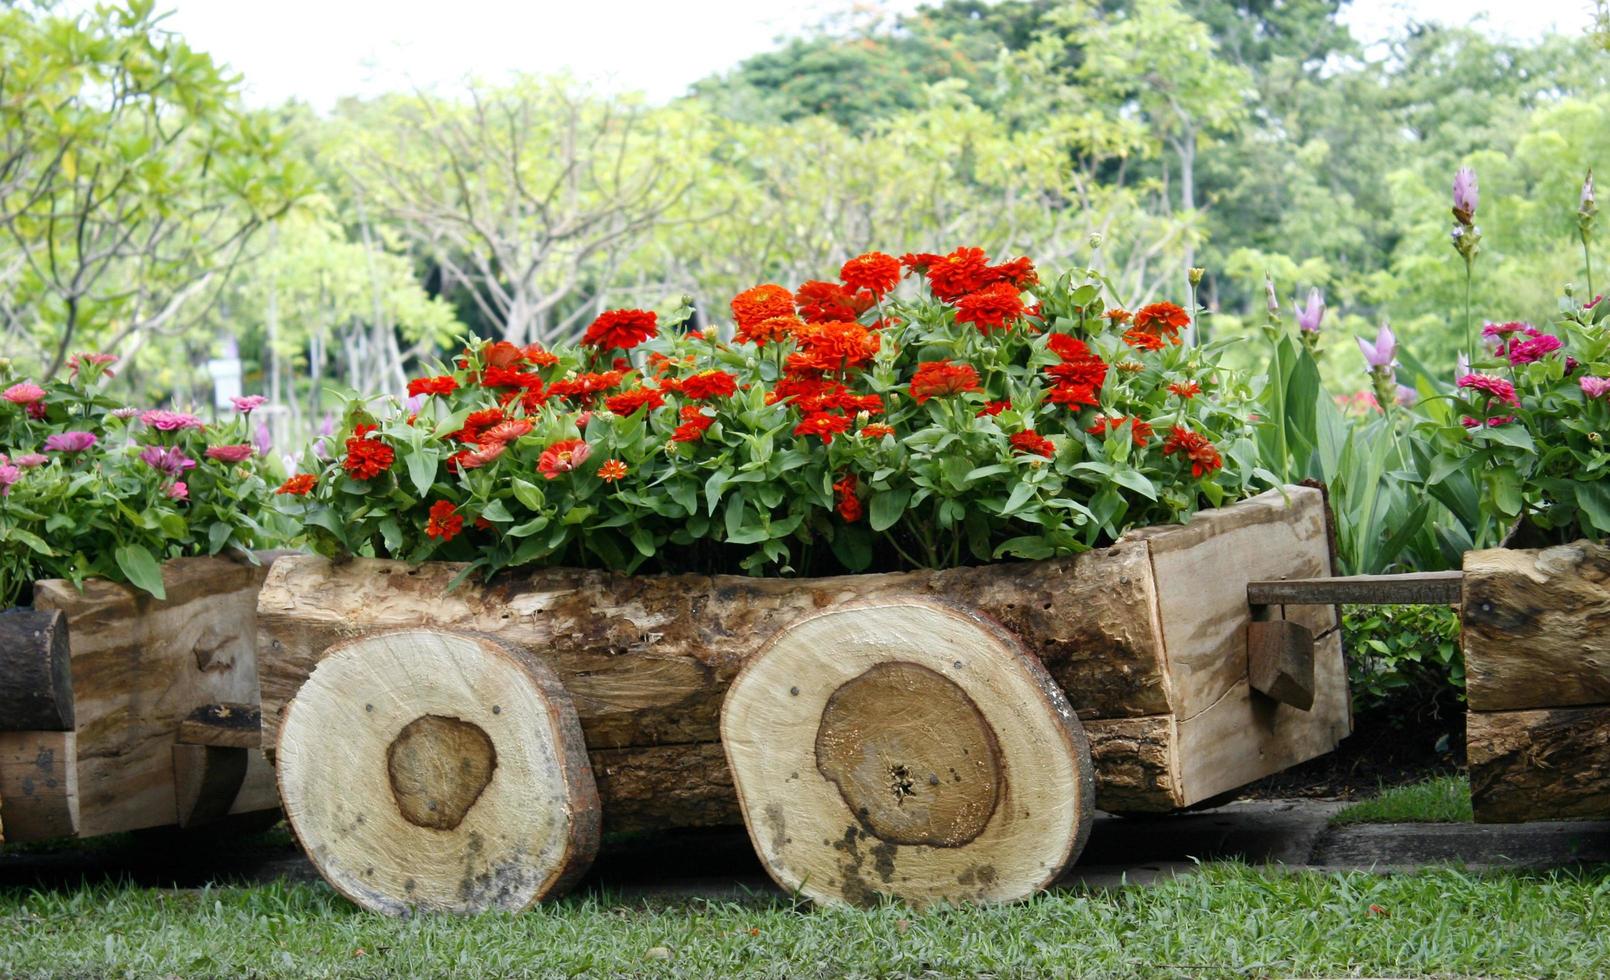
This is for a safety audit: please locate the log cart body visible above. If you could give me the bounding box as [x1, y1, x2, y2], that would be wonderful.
[0, 556, 283, 843]
[262, 485, 1355, 912]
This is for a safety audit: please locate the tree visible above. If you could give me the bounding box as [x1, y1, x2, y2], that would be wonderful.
[0, 0, 309, 376]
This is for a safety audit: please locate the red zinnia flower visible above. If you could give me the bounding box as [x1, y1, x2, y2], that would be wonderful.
[1009, 430, 1055, 458]
[1123, 328, 1165, 351]
[1131, 302, 1191, 346]
[909, 360, 981, 404]
[604, 388, 667, 415]
[671, 405, 714, 443]
[276, 473, 317, 496]
[833, 472, 863, 522]
[522, 343, 560, 367]
[954, 281, 1028, 334]
[407, 375, 458, 398]
[786, 321, 880, 375]
[978, 400, 1011, 417]
[425, 500, 464, 542]
[732, 284, 796, 330]
[1046, 384, 1101, 409]
[795, 280, 875, 324]
[481, 418, 533, 445]
[736, 314, 802, 346]
[1106, 308, 1133, 325]
[840, 252, 902, 297]
[1087, 416, 1154, 447]
[859, 423, 894, 439]
[1163, 425, 1223, 477]
[342, 433, 395, 481]
[537, 438, 592, 479]
[1168, 381, 1202, 399]
[793, 412, 851, 444]
[679, 370, 739, 400]
[924, 246, 991, 301]
[548, 371, 625, 404]
[582, 309, 658, 351]
[598, 459, 629, 482]
[452, 408, 508, 443]
[480, 366, 544, 390]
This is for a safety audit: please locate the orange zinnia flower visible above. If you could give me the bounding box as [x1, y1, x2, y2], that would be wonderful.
[1009, 430, 1055, 458]
[537, 438, 592, 479]
[792, 411, 851, 444]
[1163, 425, 1222, 477]
[840, 252, 902, 297]
[909, 360, 981, 404]
[1131, 302, 1190, 346]
[276, 474, 316, 496]
[425, 500, 464, 542]
[582, 309, 658, 351]
[598, 459, 629, 482]
[731, 284, 795, 330]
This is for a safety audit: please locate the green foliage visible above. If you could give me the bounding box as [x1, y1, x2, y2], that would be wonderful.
[0, 361, 286, 608]
[1329, 775, 1473, 826]
[1342, 603, 1464, 719]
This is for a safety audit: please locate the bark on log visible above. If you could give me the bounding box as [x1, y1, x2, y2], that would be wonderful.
[0, 608, 74, 731]
[1462, 542, 1610, 712]
[276, 630, 601, 914]
[172, 743, 248, 828]
[0, 731, 79, 842]
[1468, 707, 1610, 823]
[721, 600, 1093, 907]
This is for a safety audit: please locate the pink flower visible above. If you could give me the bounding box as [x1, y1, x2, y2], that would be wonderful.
[231, 395, 267, 414]
[1457, 373, 1520, 406]
[537, 438, 591, 479]
[1481, 321, 1528, 342]
[1462, 415, 1516, 429]
[68, 352, 117, 378]
[139, 444, 196, 476]
[166, 481, 188, 501]
[3, 382, 45, 405]
[11, 453, 47, 468]
[457, 442, 507, 470]
[1356, 323, 1397, 370]
[140, 409, 205, 431]
[43, 431, 98, 453]
[1507, 333, 1563, 365]
[205, 444, 254, 463]
[109, 407, 138, 420]
[1453, 166, 1478, 220]
[0, 464, 19, 496]
[1581, 376, 1610, 399]
[1296, 288, 1325, 333]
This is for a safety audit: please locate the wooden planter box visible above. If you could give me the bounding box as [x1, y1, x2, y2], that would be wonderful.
[1463, 541, 1610, 823]
[258, 486, 1350, 912]
[0, 556, 282, 842]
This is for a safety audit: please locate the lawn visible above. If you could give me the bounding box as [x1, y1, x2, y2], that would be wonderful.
[3, 862, 1608, 978]
[1330, 775, 1475, 826]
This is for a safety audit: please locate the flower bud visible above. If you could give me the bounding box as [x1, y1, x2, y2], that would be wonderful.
[1264, 273, 1279, 316]
[1087, 233, 1104, 250]
[1188, 267, 1205, 287]
[1452, 166, 1478, 224]
[1582, 169, 1597, 216]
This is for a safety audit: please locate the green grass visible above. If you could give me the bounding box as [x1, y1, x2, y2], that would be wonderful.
[4, 863, 1610, 977]
[1330, 775, 1474, 827]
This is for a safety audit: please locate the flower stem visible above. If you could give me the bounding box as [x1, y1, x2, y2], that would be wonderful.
[1583, 229, 1596, 302]
[1463, 257, 1474, 364]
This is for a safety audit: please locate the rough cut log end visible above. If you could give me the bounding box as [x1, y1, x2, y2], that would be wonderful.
[172, 744, 248, 828]
[0, 608, 74, 731]
[1247, 620, 1316, 711]
[276, 629, 601, 915]
[0, 731, 79, 842]
[722, 599, 1093, 908]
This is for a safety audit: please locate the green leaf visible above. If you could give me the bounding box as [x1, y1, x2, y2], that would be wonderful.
[1576, 479, 1610, 533]
[1109, 468, 1157, 500]
[511, 479, 545, 512]
[207, 521, 232, 554]
[1002, 481, 1037, 515]
[114, 543, 166, 600]
[869, 489, 911, 532]
[405, 447, 438, 497]
[480, 498, 514, 523]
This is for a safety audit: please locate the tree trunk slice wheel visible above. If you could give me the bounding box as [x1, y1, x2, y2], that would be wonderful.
[721, 598, 1094, 908]
[275, 629, 600, 915]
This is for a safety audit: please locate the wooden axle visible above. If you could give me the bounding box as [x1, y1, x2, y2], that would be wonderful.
[1247, 570, 1463, 607]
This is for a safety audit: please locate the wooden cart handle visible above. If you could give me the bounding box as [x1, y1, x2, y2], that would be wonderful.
[1247, 570, 1463, 607]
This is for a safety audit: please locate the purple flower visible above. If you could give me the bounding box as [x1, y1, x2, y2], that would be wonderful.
[12, 453, 47, 468]
[1356, 323, 1397, 370]
[139, 444, 196, 476]
[231, 395, 267, 415]
[140, 409, 204, 432]
[166, 481, 189, 502]
[1582, 376, 1610, 399]
[0, 464, 19, 496]
[253, 421, 272, 457]
[405, 394, 425, 415]
[317, 413, 335, 437]
[1396, 385, 1418, 407]
[1296, 288, 1325, 334]
[44, 431, 98, 453]
[1453, 166, 1478, 221]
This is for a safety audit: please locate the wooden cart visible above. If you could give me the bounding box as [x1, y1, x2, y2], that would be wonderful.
[258, 485, 1354, 912]
[0, 555, 283, 843]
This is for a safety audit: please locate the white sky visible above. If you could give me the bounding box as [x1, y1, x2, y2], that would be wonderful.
[152, 0, 1600, 109]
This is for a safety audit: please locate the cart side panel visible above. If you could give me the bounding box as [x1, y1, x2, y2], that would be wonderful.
[32, 556, 279, 836]
[1147, 486, 1349, 806]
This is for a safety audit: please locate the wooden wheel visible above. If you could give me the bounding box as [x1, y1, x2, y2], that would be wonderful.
[721, 598, 1094, 907]
[276, 629, 600, 914]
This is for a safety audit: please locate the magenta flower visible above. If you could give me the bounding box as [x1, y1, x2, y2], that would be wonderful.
[205, 444, 254, 463]
[1356, 323, 1397, 369]
[0, 463, 19, 496]
[3, 382, 45, 405]
[1506, 331, 1563, 365]
[1461, 415, 1516, 429]
[1581, 376, 1610, 399]
[166, 481, 189, 502]
[44, 431, 98, 453]
[12, 453, 47, 468]
[1453, 166, 1478, 221]
[139, 444, 196, 476]
[231, 395, 267, 414]
[141, 409, 204, 432]
[1482, 321, 1529, 345]
[1458, 373, 1521, 406]
[1296, 288, 1325, 334]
